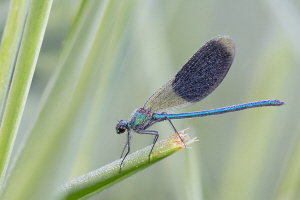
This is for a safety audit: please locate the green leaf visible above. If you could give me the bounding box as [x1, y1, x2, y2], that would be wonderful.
[0, 0, 30, 114]
[1, 0, 138, 199]
[57, 131, 197, 199]
[0, 0, 53, 189]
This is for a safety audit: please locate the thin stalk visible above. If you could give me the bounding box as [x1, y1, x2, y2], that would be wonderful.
[0, 0, 30, 116]
[0, 0, 53, 189]
[57, 130, 197, 200]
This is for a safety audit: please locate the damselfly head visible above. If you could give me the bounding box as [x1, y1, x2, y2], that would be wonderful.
[116, 120, 128, 134]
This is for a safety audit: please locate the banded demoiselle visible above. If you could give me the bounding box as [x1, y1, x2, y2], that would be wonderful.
[116, 36, 284, 171]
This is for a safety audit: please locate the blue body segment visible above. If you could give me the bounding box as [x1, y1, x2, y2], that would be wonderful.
[153, 100, 284, 120]
[116, 36, 285, 172]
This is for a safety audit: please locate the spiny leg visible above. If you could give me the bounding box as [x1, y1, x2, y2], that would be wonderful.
[119, 129, 131, 173]
[136, 129, 159, 163]
[165, 117, 186, 148]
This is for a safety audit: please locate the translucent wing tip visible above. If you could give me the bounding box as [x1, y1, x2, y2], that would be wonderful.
[213, 35, 235, 57]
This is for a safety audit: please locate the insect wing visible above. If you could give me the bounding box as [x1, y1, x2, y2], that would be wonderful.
[144, 35, 235, 113]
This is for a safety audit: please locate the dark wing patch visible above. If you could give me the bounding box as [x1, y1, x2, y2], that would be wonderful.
[143, 36, 235, 113]
[172, 36, 235, 102]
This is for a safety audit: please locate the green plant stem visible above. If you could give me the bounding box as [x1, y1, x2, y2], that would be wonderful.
[57, 131, 197, 200]
[0, 1, 122, 199]
[0, 0, 30, 116]
[0, 0, 53, 189]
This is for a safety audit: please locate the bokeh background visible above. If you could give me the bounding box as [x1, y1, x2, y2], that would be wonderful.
[1, 0, 299, 199]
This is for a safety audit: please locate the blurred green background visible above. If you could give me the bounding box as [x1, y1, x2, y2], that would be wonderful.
[1, 0, 299, 199]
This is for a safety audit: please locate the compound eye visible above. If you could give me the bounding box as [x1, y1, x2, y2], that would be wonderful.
[117, 126, 126, 134]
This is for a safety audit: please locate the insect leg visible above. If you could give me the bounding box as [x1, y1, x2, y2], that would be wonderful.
[136, 129, 159, 163]
[119, 129, 131, 173]
[165, 117, 186, 148]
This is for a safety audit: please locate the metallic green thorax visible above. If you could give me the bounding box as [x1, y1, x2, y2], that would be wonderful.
[128, 108, 153, 130]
